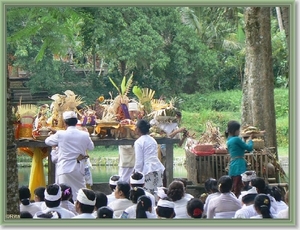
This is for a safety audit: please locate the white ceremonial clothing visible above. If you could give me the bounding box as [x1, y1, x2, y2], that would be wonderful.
[60, 200, 77, 215]
[203, 192, 221, 216]
[45, 126, 94, 201]
[40, 202, 47, 211]
[20, 203, 42, 217]
[108, 198, 133, 218]
[118, 145, 135, 183]
[206, 192, 242, 219]
[134, 135, 165, 175]
[267, 194, 279, 216]
[119, 145, 135, 168]
[107, 193, 117, 205]
[214, 211, 237, 218]
[275, 207, 289, 218]
[275, 200, 288, 213]
[250, 214, 263, 219]
[50, 148, 59, 184]
[233, 204, 258, 218]
[146, 211, 157, 218]
[72, 213, 96, 219]
[173, 196, 192, 219]
[34, 201, 45, 209]
[40, 206, 75, 218]
[184, 193, 194, 200]
[145, 190, 156, 208]
[124, 204, 137, 219]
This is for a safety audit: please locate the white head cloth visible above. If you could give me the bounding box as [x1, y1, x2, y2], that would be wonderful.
[241, 171, 257, 182]
[76, 189, 96, 206]
[157, 199, 174, 209]
[109, 175, 120, 185]
[44, 185, 62, 201]
[63, 111, 77, 120]
[130, 173, 145, 184]
[155, 187, 168, 199]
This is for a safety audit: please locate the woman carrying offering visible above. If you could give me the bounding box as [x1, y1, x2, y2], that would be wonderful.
[225, 120, 253, 197]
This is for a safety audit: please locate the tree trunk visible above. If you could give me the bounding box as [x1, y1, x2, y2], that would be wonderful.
[242, 7, 277, 153]
[275, 7, 284, 32]
[6, 67, 20, 215]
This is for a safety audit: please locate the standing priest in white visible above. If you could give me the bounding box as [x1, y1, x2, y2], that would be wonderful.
[45, 111, 94, 201]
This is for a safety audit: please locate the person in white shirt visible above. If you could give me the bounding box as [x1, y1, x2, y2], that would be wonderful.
[156, 197, 175, 219]
[202, 178, 221, 217]
[167, 180, 191, 218]
[250, 177, 278, 216]
[233, 187, 258, 218]
[45, 110, 95, 201]
[136, 195, 157, 218]
[72, 188, 96, 219]
[60, 183, 77, 215]
[251, 194, 273, 218]
[238, 171, 257, 203]
[33, 183, 75, 218]
[269, 186, 288, 213]
[129, 172, 156, 208]
[33, 186, 46, 209]
[134, 119, 165, 195]
[122, 187, 145, 218]
[107, 175, 120, 205]
[92, 191, 107, 217]
[97, 206, 114, 218]
[206, 175, 242, 219]
[276, 190, 289, 219]
[19, 186, 41, 217]
[186, 198, 204, 218]
[175, 178, 194, 200]
[108, 181, 133, 218]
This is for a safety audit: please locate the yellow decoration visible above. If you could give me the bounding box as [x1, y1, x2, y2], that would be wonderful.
[18, 147, 48, 200]
[264, 198, 269, 205]
[98, 96, 105, 103]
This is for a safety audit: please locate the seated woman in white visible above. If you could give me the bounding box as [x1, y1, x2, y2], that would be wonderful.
[202, 178, 221, 217]
[167, 180, 191, 218]
[122, 187, 145, 219]
[206, 175, 242, 218]
[108, 181, 133, 218]
[251, 194, 273, 218]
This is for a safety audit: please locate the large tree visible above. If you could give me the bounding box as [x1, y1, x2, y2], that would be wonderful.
[6, 67, 19, 215]
[242, 7, 277, 151]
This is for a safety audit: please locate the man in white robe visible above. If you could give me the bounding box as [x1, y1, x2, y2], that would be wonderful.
[45, 111, 94, 201]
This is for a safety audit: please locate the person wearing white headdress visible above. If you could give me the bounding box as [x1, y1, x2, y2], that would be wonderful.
[33, 184, 75, 218]
[130, 172, 156, 208]
[107, 175, 120, 205]
[238, 171, 257, 204]
[233, 187, 259, 218]
[156, 197, 175, 219]
[72, 188, 96, 218]
[45, 110, 94, 201]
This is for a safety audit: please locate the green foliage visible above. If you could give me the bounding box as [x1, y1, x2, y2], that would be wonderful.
[179, 90, 242, 112]
[274, 88, 289, 118]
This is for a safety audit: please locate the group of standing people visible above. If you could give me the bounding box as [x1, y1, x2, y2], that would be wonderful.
[45, 111, 166, 201]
